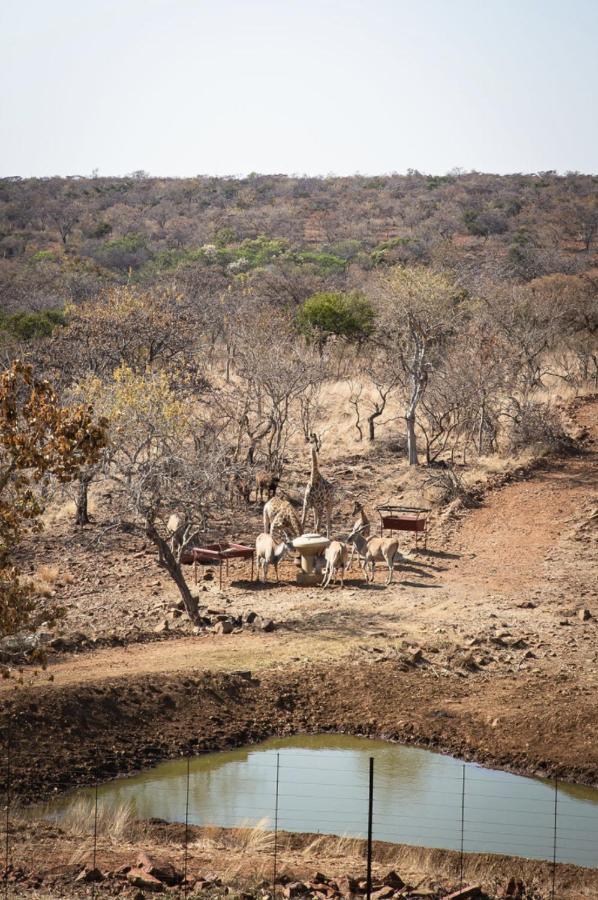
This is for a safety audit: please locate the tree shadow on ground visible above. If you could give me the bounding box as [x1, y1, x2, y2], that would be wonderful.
[416, 548, 461, 560]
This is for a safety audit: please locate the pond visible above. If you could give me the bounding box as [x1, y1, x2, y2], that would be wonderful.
[40, 735, 598, 868]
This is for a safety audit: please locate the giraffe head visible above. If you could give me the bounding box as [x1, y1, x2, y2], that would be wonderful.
[308, 432, 321, 451]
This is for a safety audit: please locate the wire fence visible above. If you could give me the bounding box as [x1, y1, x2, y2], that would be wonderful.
[3, 733, 598, 899]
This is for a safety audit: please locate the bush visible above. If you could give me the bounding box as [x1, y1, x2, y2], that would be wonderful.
[423, 465, 479, 507]
[0, 308, 66, 340]
[95, 233, 151, 271]
[509, 402, 576, 455]
[296, 291, 376, 345]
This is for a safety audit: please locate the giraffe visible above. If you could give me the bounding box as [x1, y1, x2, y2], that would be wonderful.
[263, 495, 302, 540]
[301, 433, 334, 536]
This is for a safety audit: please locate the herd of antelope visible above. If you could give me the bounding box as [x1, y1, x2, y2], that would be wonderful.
[246, 437, 402, 589]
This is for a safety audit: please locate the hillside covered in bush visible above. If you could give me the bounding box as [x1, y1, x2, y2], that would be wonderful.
[1, 171, 596, 315]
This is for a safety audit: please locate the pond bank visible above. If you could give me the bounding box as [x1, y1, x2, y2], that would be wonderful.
[2, 659, 597, 809]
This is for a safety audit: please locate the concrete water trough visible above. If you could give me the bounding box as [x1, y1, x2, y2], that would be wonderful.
[292, 533, 330, 586]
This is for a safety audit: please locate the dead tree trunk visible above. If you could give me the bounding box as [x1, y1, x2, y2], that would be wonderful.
[406, 413, 418, 465]
[404, 338, 427, 466]
[75, 473, 92, 526]
[368, 407, 384, 442]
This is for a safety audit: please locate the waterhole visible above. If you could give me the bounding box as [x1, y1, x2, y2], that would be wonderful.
[42, 735, 598, 868]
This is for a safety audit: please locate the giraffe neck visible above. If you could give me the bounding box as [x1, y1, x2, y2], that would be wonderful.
[310, 444, 320, 481]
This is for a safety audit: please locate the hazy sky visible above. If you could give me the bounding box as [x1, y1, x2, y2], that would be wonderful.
[1, 0, 597, 177]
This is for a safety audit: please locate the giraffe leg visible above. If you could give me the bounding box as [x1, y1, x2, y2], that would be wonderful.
[313, 506, 320, 534]
[301, 491, 309, 532]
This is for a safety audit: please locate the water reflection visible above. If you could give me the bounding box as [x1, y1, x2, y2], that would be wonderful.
[40, 735, 598, 869]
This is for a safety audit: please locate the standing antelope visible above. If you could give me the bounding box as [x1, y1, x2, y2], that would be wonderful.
[347, 500, 370, 569]
[255, 470, 280, 503]
[348, 524, 400, 585]
[255, 533, 295, 583]
[321, 540, 349, 588]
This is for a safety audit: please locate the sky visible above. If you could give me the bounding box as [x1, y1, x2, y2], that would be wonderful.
[1, 0, 597, 178]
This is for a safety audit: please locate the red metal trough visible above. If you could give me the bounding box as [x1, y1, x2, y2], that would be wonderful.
[376, 505, 430, 550]
[181, 542, 254, 588]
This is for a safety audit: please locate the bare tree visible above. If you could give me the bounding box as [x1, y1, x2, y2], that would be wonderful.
[80, 367, 226, 621]
[374, 267, 465, 464]
[231, 305, 328, 469]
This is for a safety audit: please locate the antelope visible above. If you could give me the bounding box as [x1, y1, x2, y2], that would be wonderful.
[255, 470, 280, 503]
[229, 471, 251, 506]
[255, 533, 294, 583]
[348, 500, 370, 569]
[347, 524, 400, 586]
[321, 540, 349, 588]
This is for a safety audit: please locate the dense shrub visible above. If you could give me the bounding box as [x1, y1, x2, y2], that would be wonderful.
[296, 291, 376, 345]
[0, 308, 66, 340]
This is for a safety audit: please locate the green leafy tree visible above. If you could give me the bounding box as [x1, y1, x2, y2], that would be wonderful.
[296, 292, 376, 347]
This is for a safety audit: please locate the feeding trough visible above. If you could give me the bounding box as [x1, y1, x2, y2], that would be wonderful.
[292, 533, 330, 586]
[376, 505, 430, 550]
[182, 542, 254, 589]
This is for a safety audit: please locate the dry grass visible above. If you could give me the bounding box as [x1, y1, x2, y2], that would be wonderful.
[192, 819, 274, 854]
[190, 819, 275, 881]
[25, 563, 74, 597]
[28, 564, 60, 597]
[39, 798, 142, 844]
[9, 815, 598, 899]
[40, 489, 99, 528]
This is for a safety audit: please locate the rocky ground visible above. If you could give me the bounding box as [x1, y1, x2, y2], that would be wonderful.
[2, 821, 596, 898]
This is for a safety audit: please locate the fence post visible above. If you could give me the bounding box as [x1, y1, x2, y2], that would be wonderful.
[366, 756, 374, 900]
[92, 783, 98, 899]
[4, 715, 11, 900]
[273, 753, 280, 900]
[184, 757, 190, 900]
[551, 776, 558, 900]
[459, 765, 465, 890]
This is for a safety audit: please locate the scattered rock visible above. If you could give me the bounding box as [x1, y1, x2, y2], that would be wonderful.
[337, 875, 359, 896]
[154, 619, 169, 633]
[502, 878, 525, 898]
[136, 851, 183, 886]
[371, 886, 395, 900]
[213, 620, 234, 635]
[382, 871, 405, 890]
[127, 869, 165, 891]
[445, 886, 482, 900]
[283, 881, 308, 898]
[578, 608, 592, 622]
[75, 867, 104, 883]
